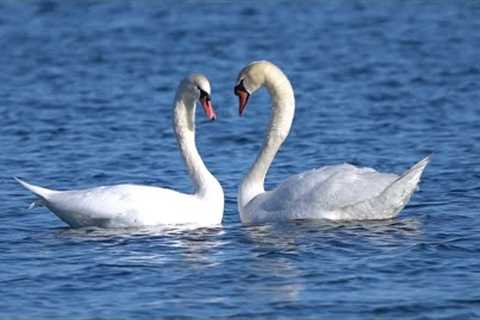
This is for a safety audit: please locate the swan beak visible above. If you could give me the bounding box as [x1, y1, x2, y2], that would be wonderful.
[235, 84, 250, 116]
[201, 97, 216, 121]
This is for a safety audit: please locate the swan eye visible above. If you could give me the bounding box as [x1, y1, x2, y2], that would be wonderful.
[197, 86, 210, 101]
[234, 79, 247, 95]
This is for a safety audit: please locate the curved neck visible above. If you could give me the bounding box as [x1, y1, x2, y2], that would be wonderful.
[173, 93, 219, 197]
[239, 66, 295, 209]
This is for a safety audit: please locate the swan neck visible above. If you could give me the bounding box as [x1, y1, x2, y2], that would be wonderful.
[173, 95, 218, 197]
[239, 66, 295, 209]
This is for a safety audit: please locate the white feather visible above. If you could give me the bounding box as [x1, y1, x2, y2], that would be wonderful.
[16, 75, 224, 228]
[237, 61, 430, 223]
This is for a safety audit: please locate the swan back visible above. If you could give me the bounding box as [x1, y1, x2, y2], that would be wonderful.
[258, 164, 398, 212]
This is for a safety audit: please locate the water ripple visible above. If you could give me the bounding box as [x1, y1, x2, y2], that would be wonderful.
[1, 1, 479, 319]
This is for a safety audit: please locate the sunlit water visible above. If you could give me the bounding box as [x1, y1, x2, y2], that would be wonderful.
[1, 1, 480, 319]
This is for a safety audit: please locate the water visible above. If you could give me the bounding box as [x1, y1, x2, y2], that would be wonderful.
[1, 1, 480, 318]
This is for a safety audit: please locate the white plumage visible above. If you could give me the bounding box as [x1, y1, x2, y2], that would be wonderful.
[16, 74, 224, 228]
[235, 61, 429, 224]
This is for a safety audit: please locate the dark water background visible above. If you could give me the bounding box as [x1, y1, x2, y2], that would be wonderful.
[1, 1, 480, 319]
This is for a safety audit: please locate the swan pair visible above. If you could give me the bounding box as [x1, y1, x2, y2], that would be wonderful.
[16, 61, 430, 228]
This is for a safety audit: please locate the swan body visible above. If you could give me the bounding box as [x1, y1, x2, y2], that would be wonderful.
[16, 74, 224, 228]
[234, 61, 430, 224]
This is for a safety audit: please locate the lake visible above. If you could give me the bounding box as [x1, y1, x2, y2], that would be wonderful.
[1, 1, 479, 319]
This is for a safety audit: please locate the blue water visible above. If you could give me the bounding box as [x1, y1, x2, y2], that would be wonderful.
[1, 1, 480, 318]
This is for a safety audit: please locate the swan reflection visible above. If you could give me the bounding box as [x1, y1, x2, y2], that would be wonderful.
[240, 216, 424, 302]
[58, 224, 227, 268]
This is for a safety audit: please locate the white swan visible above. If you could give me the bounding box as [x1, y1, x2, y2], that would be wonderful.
[234, 60, 430, 224]
[16, 74, 224, 228]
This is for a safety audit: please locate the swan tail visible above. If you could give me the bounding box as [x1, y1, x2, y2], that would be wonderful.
[378, 155, 431, 216]
[15, 177, 55, 208]
[337, 155, 431, 220]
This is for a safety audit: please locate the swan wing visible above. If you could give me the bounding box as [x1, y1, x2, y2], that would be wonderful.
[250, 156, 430, 222]
[16, 179, 216, 227]
[261, 163, 396, 211]
[45, 184, 184, 227]
[333, 155, 431, 220]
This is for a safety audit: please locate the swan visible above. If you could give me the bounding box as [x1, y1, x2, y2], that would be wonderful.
[234, 60, 430, 224]
[16, 74, 224, 228]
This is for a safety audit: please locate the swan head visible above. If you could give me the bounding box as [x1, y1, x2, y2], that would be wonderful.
[234, 60, 275, 115]
[185, 74, 216, 120]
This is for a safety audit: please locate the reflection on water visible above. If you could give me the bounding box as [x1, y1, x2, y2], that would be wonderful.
[1, 0, 480, 318]
[239, 217, 425, 303]
[59, 225, 227, 267]
[243, 217, 424, 247]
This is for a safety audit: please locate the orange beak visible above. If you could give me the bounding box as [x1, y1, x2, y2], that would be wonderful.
[200, 97, 216, 120]
[234, 83, 250, 116]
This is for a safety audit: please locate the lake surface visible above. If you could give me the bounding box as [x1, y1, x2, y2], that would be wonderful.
[1, 1, 480, 319]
